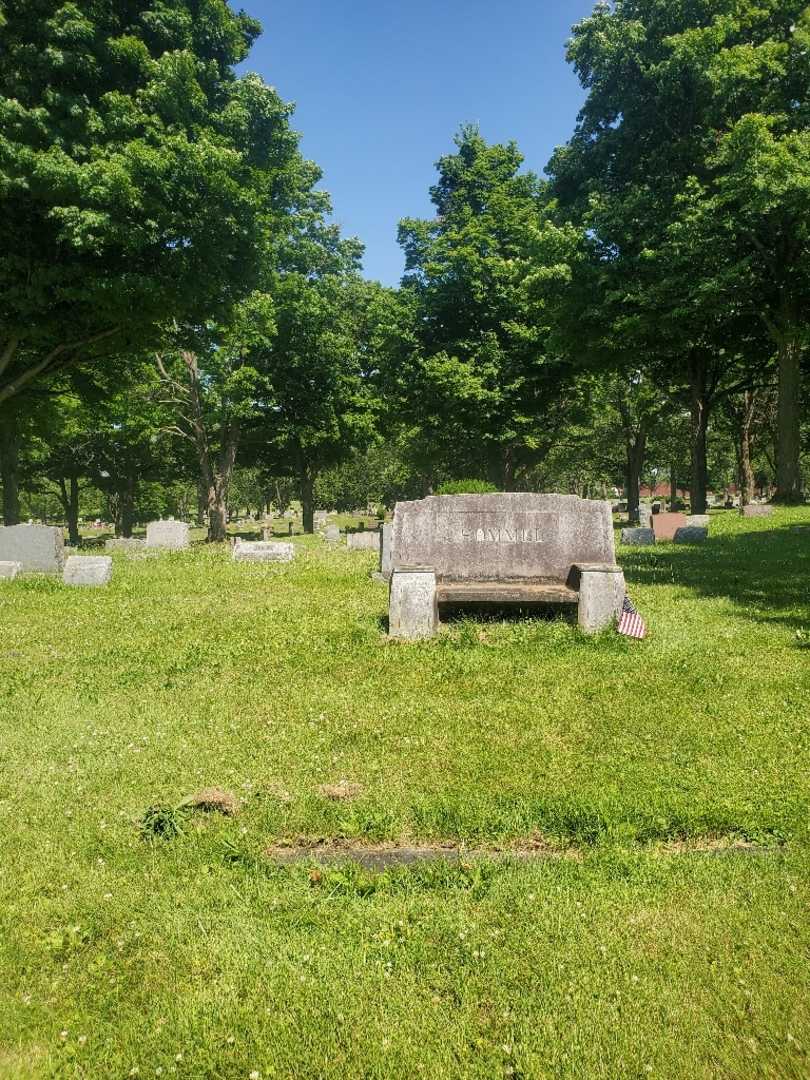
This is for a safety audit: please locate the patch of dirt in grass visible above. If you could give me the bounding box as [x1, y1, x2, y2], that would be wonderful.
[264, 834, 782, 869]
[184, 788, 240, 815]
[654, 836, 779, 856]
[265, 835, 576, 869]
[316, 781, 364, 801]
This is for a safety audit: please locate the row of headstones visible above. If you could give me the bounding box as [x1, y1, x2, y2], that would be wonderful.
[622, 503, 775, 546]
[0, 517, 391, 584]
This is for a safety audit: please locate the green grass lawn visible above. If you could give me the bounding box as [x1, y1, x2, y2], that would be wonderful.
[1, 508, 809, 1078]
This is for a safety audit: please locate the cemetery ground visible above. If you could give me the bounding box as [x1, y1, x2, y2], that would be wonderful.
[1, 510, 809, 1079]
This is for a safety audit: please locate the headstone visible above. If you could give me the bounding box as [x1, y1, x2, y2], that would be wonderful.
[145, 520, 190, 550]
[323, 525, 341, 543]
[652, 513, 687, 541]
[742, 504, 773, 518]
[391, 493, 616, 582]
[288, 521, 294, 536]
[347, 530, 380, 551]
[0, 524, 65, 573]
[576, 564, 626, 632]
[380, 523, 392, 577]
[372, 524, 393, 582]
[0, 561, 21, 581]
[105, 537, 146, 552]
[314, 511, 329, 528]
[389, 494, 623, 638]
[651, 503, 662, 515]
[63, 555, 113, 587]
[388, 567, 438, 640]
[621, 527, 656, 546]
[639, 505, 652, 528]
[261, 526, 274, 541]
[673, 526, 708, 544]
[232, 540, 294, 563]
[684, 515, 710, 529]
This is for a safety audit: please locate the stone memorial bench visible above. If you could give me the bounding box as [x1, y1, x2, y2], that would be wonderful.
[388, 494, 625, 640]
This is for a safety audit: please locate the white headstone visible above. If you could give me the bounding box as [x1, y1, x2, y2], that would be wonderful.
[0, 524, 65, 572]
[63, 555, 113, 587]
[105, 537, 146, 552]
[146, 520, 190, 550]
[0, 561, 21, 581]
[232, 540, 295, 563]
[347, 530, 380, 551]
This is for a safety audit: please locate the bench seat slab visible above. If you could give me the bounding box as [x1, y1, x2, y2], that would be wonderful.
[437, 580, 578, 605]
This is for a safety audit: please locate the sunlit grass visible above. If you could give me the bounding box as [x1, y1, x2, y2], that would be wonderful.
[1, 507, 808, 1077]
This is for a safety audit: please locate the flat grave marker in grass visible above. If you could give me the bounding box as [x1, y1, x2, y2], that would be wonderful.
[233, 539, 295, 563]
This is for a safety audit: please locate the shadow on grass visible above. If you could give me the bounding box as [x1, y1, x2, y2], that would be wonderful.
[621, 523, 810, 632]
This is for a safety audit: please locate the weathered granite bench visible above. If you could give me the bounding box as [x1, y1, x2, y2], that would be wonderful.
[387, 494, 625, 639]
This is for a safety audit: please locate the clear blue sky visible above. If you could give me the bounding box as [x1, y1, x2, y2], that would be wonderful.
[238, 1, 595, 285]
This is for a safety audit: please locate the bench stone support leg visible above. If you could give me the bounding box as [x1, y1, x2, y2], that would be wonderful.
[389, 568, 438, 640]
[577, 567, 625, 634]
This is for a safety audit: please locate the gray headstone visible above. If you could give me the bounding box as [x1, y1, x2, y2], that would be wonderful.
[232, 540, 294, 563]
[639, 505, 652, 528]
[0, 560, 21, 581]
[390, 494, 616, 582]
[323, 525, 341, 543]
[347, 530, 380, 551]
[577, 565, 626, 633]
[0, 524, 65, 573]
[684, 515, 710, 528]
[63, 555, 113, 587]
[388, 567, 438, 640]
[621, 527, 656, 546]
[380, 523, 392, 577]
[742, 504, 773, 518]
[314, 511, 329, 528]
[145, 520, 190, 550]
[673, 526, 708, 544]
[105, 537, 146, 552]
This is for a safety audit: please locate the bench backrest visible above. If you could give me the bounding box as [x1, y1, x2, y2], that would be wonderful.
[391, 493, 616, 582]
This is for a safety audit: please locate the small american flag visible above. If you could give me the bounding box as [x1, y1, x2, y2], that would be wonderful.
[617, 593, 647, 639]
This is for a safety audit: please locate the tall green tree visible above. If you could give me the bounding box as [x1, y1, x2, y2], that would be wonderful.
[396, 127, 574, 489]
[549, 0, 809, 505]
[0, 0, 299, 408]
[256, 272, 391, 533]
[156, 293, 276, 542]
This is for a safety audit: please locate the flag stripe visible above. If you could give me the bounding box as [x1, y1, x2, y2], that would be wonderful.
[617, 593, 647, 639]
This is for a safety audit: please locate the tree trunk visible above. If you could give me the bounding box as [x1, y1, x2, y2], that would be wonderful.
[120, 475, 136, 537]
[689, 355, 710, 515]
[738, 391, 756, 508]
[774, 334, 802, 503]
[300, 468, 315, 534]
[0, 409, 21, 526]
[196, 478, 207, 527]
[207, 484, 229, 543]
[56, 477, 81, 546]
[670, 464, 678, 508]
[625, 436, 645, 525]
